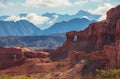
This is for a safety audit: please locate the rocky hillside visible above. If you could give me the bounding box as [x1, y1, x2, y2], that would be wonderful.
[0, 34, 66, 49]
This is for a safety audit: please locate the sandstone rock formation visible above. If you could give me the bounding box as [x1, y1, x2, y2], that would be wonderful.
[50, 5, 120, 71]
[0, 46, 49, 70]
[51, 5, 120, 59]
[60, 39, 120, 75]
[0, 46, 25, 69]
[104, 40, 120, 69]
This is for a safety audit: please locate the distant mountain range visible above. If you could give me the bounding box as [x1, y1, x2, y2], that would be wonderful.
[0, 20, 42, 36]
[0, 10, 100, 36]
[43, 18, 95, 35]
[0, 15, 9, 21]
[0, 10, 100, 22]
[0, 18, 94, 36]
[42, 10, 100, 22]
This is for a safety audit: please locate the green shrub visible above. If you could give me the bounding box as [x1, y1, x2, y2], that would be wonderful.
[95, 69, 120, 79]
[15, 76, 31, 79]
[0, 74, 12, 79]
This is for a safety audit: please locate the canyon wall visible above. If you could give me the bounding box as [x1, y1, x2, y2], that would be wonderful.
[0, 46, 49, 69]
[51, 4, 120, 58]
[50, 5, 120, 69]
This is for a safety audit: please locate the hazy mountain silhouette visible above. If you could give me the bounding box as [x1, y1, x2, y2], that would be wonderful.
[0, 20, 42, 36]
[43, 18, 95, 35]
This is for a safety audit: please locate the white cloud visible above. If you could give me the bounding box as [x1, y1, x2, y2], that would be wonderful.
[90, 0, 111, 3]
[98, 15, 106, 21]
[81, 16, 90, 20]
[90, 0, 102, 2]
[0, 0, 4, 8]
[88, 3, 114, 15]
[4, 13, 59, 29]
[24, 0, 88, 8]
[48, 15, 59, 24]
[5, 16, 24, 21]
[74, 1, 88, 5]
[0, 0, 15, 8]
[88, 3, 114, 21]
[26, 13, 50, 25]
[7, 2, 15, 6]
[24, 0, 72, 8]
[5, 13, 50, 25]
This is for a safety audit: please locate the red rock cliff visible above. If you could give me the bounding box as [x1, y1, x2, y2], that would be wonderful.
[51, 5, 120, 63]
[0, 47, 25, 69]
[0, 46, 49, 70]
[62, 5, 120, 53]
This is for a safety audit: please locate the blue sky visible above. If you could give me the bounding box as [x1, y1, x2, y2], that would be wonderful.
[0, 0, 120, 16]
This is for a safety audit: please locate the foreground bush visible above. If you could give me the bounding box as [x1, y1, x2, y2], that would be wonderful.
[1, 69, 120, 79]
[95, 69, 120, 79]
[0, 75, 31, 79]
[0, 74, 12, 79]
[82, 69, 120, 79]
[15, 76, 31, 79]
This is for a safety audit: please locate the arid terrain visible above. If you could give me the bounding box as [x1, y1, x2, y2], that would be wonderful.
[0, 4, 120, 79]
